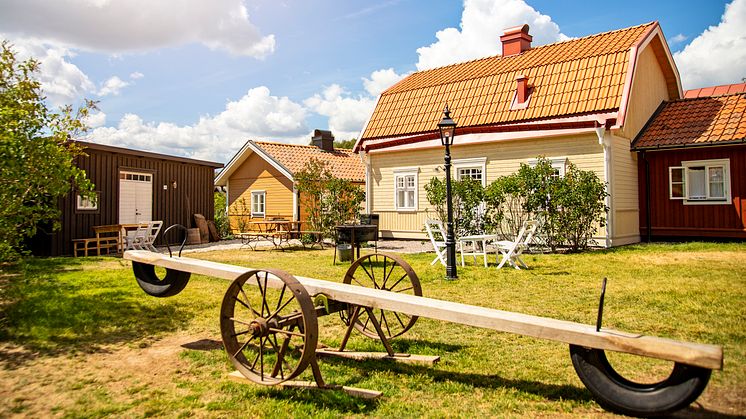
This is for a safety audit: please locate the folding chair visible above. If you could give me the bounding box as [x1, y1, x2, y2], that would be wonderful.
[425, 219, 448, 266]
[141, 221, 163, 251]
[495, 220, 539, 269]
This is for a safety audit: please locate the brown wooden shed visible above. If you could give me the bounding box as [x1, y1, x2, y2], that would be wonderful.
[633, 89, 746, 240]
[30, 141, 223, 256]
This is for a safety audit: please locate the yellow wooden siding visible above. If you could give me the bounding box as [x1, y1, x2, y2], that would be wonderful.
[610, 133, 640, 243]
[227, 152, 293, 231]
[369, 132, 605, 239]
[617, 43, 671, 140]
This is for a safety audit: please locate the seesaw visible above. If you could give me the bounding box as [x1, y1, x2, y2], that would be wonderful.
[124, 249, 722, 417]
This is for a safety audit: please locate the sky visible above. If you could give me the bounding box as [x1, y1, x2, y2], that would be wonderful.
[1, 0, 744, 163]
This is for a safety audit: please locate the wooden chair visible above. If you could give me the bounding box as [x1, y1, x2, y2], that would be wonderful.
[425, 219, 448, 266]
[495, 220, 539, 269]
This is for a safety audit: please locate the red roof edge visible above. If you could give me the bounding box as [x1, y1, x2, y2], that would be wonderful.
[684, 83, 746, 98]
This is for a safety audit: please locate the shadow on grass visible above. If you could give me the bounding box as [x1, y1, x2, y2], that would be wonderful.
[0, 257, 193, 367]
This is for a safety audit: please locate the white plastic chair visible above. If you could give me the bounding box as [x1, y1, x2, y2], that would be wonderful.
[495, 220, 539, 269]
[424, 219, 448, 266]
[127, 221, 163, 252]
[141, 221, 163, 251]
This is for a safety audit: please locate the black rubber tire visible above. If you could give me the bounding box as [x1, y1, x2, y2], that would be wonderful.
[570, 345, 711, 417]
[132, 261, 191, 298]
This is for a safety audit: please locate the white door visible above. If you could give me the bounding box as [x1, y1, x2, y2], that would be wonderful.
[119, 171, 153, 224]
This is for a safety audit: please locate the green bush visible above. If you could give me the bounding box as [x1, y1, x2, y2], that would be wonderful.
[213, 192, 231, 239]
[424, 176, 484, 237]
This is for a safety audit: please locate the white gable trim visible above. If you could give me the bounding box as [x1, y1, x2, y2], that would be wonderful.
[215, 140, 294, 185]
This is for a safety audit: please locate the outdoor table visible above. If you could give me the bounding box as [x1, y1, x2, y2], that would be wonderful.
[244, 220, 295, 249]
[458, 234, 499, 267]
[335, 224, 377, 263]
[94, 223, 147, 253]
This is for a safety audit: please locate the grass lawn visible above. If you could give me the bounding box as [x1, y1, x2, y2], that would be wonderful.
[1, 242, 744, 418]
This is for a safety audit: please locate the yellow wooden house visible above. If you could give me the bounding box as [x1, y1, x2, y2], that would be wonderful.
[215, 130, 365, 230]
[354, 22, 681, 246]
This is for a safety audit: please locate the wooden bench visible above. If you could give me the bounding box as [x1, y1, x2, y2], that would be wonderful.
[72, 237, 119, 257]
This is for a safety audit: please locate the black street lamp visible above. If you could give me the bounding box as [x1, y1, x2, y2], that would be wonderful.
[438, 105, 458, 280]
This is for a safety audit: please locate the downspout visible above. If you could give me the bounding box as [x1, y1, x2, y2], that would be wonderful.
[360, 150, 371, 214]
[293, 185, 299, 222]
[596, 125, 613, 247]
[642, 151, 652, 243]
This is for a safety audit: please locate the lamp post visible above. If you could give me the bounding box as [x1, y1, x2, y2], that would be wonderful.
[438, 105, 458, 280]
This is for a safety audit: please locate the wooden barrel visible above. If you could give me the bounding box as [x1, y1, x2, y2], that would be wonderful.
[186, 228, 202, 245]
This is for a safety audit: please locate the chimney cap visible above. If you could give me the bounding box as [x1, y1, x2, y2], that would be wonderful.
[503, 24, 530, 36]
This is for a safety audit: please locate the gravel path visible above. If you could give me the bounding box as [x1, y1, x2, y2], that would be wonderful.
[173, 238, 434, 255]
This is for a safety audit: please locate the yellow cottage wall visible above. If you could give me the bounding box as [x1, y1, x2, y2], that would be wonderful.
[369, 132, 606, 240]
[227, 152, 294, 231]
[610, 39, 671, 245]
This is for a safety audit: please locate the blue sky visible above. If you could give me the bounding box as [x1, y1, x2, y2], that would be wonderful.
[1, 0, 743, 163]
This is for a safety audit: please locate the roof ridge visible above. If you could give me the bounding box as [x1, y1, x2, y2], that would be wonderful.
[382, 21, 657, 96]
[668, 91, 746, 103]
[253, 140, 356, 154]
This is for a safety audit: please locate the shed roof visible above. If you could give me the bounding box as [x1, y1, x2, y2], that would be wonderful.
[358, 21, 678, 150]
[632, 92, 746, 150]
[76, 141, 224, 168]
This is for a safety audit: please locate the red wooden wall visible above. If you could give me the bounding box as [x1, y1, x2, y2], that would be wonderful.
[30, 143, 222, 256]
[638, 145, 746, 239]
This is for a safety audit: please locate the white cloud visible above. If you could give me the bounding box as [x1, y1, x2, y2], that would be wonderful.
[0, 0, 275, 58]
[363, 68, 406, 96]
[415, 0, 568, 70]
[674, 0, 746, 90]
[84, 110, 107, 128]
[668, 33, 688, 45]
[4, 36, 95, 107]
[304, 85, 378, 141]
[97, 76, 129, 96]
[86, 86, 308, 162]
[129, 71, 144, 80]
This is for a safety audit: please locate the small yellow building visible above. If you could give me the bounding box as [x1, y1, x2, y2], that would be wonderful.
[215, 130, 365, 231]
[354, 22, 681, 246]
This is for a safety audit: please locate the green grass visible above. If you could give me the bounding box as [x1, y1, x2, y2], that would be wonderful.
[1, 242, 744, 417]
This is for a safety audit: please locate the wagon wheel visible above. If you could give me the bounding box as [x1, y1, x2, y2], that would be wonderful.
[341, 253, 422, 340]
[570, 345, 712, 417]
[221, 269, 318, 385]
[132, 262, 191, 298]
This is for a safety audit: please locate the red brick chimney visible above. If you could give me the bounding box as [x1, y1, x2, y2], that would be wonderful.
[500, 24, 532, 56]
[516, 74, 529, 104]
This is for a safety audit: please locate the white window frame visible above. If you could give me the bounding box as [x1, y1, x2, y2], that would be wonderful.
[251, 190, 266, 217]
[669, 158, 731, 205]
[393, 167, 419, 211]
[528, 157, 568, 178]
[76, 192, 98, 211]
[454, 157, 487, 186]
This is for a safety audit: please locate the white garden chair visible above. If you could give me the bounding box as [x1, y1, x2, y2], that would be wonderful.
[424, 219, 448, 266]
[127, 221, 163, 252]
[495, 220, 539, 269]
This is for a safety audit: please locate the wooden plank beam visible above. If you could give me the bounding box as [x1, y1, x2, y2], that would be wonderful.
[124, 251, 723, 370]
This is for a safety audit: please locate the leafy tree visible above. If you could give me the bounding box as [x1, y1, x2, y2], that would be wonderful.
[213, 191, 230, 238]
[0, 41, 95, 262]
[333, 138, 356, 149]
[424, 176, 484, 237]
[294, 158, 364, 238]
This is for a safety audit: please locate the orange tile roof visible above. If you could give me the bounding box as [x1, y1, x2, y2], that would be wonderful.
[632, 93, 746, 149]
[254, 141, 365, 182]
[684, 83, 746, 98]
[360, 22, 657, 142]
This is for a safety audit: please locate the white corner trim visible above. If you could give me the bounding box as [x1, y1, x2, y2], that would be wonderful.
[214, 140, 294, 185]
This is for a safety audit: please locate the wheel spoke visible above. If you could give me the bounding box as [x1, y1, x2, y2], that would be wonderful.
[267, 294, 296, 322]
[232, 329, 250, 338]
[236, 284, 261, 317]
[259, 336, 265, 381]
[394, 285, 414, 293]
[229, 317, 253, 327]
[393, 311, 408, 329]
[234, 335, 256, 359]
[268, 327, 306, 338]
[380, 310, 392, 336]
[388, 272, 410, 292]
[360, 261, 379, 289]
[275, 283, 287, 313]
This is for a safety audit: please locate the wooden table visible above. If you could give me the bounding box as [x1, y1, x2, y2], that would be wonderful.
[93, 223, 147, 253]
[458, 234, 499, 267]
[239, 220, 297, 250]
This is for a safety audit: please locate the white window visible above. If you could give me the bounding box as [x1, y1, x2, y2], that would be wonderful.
[529, 157, 568, 178]
[394, 168, 418, 211]
[669, 159, 730, 204]
[251, 191, 266, 216]
[76, 193, 98, 210]
[454, 157, 487, 186]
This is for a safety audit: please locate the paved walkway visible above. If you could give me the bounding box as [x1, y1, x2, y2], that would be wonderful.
[170, 238, 433, 255]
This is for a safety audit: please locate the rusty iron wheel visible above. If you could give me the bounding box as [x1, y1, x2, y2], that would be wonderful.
[341, 252, 422, 340]
[220, 269, 318, 385]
